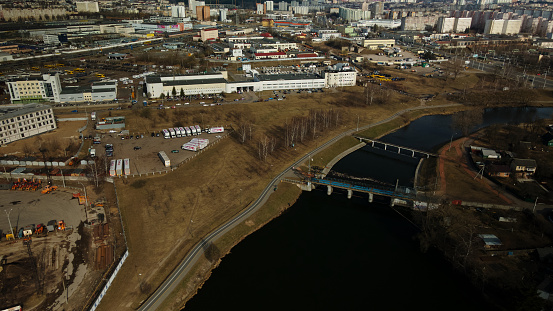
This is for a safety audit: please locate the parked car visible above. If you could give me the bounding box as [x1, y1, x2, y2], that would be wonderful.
[134, 146, 141, 150]
[171, 149, 179, 153]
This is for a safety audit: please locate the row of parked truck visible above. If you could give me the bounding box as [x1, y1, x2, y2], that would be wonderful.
[162, 126, 224, 139]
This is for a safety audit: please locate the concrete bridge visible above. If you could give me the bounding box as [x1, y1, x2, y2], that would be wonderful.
[282, 177, 416, 207]
[354, 136, 438, 158]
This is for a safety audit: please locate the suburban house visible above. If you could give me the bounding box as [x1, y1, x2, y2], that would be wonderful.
[510, 158, 537, 179]
[478, 234, 502, 250]
[487, 164, 511, 178]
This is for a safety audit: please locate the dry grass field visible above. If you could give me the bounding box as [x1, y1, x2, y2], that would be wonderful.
[96, 86, 432, 310]
[0, 120, 84, 159]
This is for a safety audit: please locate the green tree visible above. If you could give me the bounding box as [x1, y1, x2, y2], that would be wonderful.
[172, 87, 177, 97]
[180, 88, 185, 98]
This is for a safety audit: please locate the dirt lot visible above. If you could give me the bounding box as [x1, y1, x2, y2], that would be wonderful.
[101, 132, 226, 174]
[0, 220, 81, 310]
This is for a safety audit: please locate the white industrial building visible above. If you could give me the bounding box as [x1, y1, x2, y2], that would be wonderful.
[254, 73, 326, 90]
[7, 74, 62, 104]
[59, 81, 118, 103]
[146, 70, 355, 98]
[144, 73, 228, 98]
[362, 38, 396, 49]
[0, 104, 56, 145]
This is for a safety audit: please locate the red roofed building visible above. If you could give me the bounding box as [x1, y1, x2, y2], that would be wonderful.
[254, 52, 287, 60]
[260, 32, 273, 38]
[297, 53, 318, 58]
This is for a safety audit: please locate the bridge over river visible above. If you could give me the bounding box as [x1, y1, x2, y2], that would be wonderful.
[283, 176, 420, 207]
[354, 136, 438, 158]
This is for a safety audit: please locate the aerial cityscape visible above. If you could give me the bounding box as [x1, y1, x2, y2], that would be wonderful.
[2, 0, 553, 309]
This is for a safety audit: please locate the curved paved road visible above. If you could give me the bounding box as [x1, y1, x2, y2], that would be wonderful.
[136, 103, 461, 311]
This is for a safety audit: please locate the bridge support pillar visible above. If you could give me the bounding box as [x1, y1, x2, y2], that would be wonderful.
[412, 150, 415, 157]
[347, 189, 353, 199]
[371, 141, 374, 147]
[390, 199, 395, 207]
[398, 147, 401, 154]
[327, 185, 333, 196]
[368, 193, 373, 203]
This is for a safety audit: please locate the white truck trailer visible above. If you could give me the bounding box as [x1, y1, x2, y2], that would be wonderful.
[168, 128, 176, 138]
[158, 151, 170, 167]
[163, 129, 170, 139]
[116, 159, 123, 176]
[207, 127, 224, 134]
[124, 158, 130, 175]
[109, 160, 116, 177]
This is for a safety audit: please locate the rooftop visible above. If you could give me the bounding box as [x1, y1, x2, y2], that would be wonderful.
[146, 77, 228, 86]
[256, 73, 323, 81]
[0, 104, 53, 121]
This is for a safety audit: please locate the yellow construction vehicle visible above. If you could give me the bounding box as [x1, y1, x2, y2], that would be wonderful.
[41, 185, 58, 194]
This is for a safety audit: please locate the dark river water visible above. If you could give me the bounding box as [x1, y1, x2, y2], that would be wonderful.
[183, 107, 553, 311]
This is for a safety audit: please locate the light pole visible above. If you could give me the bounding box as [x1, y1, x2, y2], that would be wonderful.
[448, 132, 456, 151]
[4, 209, 14, 239]
[78, 182, 89, 222]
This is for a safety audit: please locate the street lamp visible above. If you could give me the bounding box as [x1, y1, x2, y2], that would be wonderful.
[4, 209, 14, 239]
[78, 182, 89, 222]
[448, 132, 457, 151]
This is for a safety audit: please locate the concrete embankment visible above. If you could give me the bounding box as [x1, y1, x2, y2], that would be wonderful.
[321, 142, 366, 177]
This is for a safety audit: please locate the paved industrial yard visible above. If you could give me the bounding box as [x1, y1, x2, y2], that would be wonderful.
[100, 132, 226, 174]
[0, 189, 85, 236]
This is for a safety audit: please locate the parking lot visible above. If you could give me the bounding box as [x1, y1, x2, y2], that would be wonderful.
[101, 131, 226, 174]
[0, 189, 85, 236]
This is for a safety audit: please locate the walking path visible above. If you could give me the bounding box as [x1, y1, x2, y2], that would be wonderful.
[133, 103, 463, 311]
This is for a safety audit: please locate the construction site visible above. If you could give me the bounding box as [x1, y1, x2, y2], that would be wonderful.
[0, 179, 124, 310]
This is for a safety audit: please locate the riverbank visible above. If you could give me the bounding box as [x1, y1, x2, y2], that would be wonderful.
[100, 100, 553, 311]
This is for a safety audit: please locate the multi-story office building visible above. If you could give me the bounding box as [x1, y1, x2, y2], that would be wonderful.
[7, 74, 62, 104]
[0, 104, 57, 145]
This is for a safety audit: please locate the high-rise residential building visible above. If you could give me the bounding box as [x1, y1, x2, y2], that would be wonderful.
[220, 8, 228, 21]
[196, 6, 210, 21]
[266, 1, 274, 11]
[76, 1, 99, 12]
[0, 104, 57, 145]
[279, 1, 288, 11]
[370, 1, 384, 16]
[256, 3, 266, 14]
[171, 5, 186, 17]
